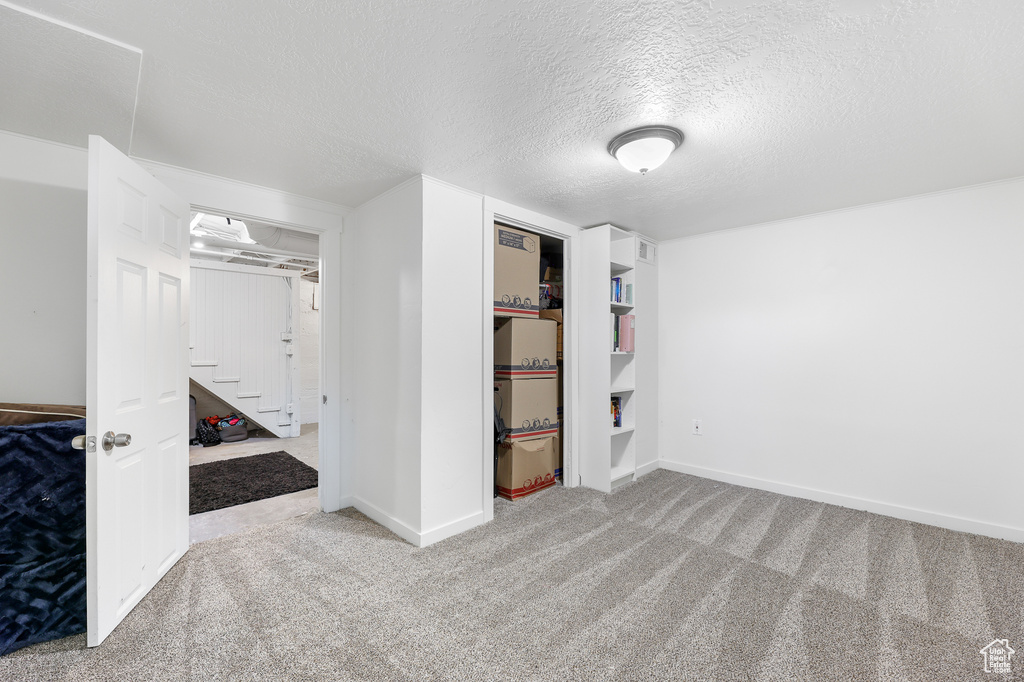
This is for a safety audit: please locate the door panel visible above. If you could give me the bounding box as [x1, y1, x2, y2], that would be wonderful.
[86, 135, 190, 646]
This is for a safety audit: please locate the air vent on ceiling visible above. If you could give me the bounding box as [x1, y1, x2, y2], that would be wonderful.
[636, 238, 656, 265]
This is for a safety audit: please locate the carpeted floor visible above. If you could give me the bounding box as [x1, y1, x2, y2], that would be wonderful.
[189, 451, 318, 515]
[3, 469, 1021, 680]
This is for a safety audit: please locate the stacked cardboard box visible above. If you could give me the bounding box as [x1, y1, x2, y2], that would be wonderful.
[494, 223, 559, 499]
[496, 436, 557, 500]
[538, 309, 563, 360]
[494, 224, 540, 318]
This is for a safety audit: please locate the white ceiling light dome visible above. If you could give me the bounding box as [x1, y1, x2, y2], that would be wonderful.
[608, 125, 684, 175]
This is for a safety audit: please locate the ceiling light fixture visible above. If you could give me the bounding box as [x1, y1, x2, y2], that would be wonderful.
[608, 125, 684, 175]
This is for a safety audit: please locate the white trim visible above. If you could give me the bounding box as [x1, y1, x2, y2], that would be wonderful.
[353, 498, 485, 548]
[420, 511, 486, 548]
[352, 497, 421, 547]
[657, 460, 1024, 544]
[634, 460, 660, 479]
[189, 259, 301, 278]
[422, 174, 483, 200]
[0, 1, 143, 53]
[134, 158, 350, 232]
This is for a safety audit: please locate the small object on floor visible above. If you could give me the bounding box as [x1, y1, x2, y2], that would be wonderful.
[218, 422, 248, 443]
[189, 451, 317, 515]
[195, 419, 221, 447]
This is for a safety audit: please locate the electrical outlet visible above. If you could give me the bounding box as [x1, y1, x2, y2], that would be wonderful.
[692, 419, 702, 436]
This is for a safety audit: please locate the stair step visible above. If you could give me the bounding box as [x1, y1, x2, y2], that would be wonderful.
[236, 392, 262, 399]
[212, 376, 240, 383]
[191, 360, 218, 367]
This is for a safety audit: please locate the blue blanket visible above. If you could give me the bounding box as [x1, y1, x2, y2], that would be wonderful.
[0, 418, 86, 656]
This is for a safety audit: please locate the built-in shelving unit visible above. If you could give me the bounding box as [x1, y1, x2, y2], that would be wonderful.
[580, 224, 639, 492]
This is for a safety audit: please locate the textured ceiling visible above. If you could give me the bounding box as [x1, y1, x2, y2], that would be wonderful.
[0, 4, 139, 152]
[6, 0, 1024, 240]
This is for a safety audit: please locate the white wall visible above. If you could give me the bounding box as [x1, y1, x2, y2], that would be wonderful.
[298, 279, 319, 424]
[658, 178, 1024, 541]
[419, 178, 485, 540]
[344, 177, 424, 540]
[343, 176, 487, 546]
[0, 133, 87, 405]
[633, 247, 659, 475]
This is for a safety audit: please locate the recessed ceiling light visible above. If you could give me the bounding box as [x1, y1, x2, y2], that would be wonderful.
[608, 125, 684, 175]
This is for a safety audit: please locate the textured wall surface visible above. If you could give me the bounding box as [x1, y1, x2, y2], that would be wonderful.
[7, 0, 1024, 239]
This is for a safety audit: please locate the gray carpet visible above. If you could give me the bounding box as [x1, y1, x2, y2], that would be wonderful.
[3, 470, 1022, 681]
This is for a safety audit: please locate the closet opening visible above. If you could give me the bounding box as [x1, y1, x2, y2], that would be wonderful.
[186, 210, 323, 543]
[492, 223, 567, 510]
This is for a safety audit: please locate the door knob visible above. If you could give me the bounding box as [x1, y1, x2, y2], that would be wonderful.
[101, 431, 132, 452]
[71, 435, 96, 452]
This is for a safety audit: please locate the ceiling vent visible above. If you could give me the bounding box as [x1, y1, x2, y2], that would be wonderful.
[637, 238, 656, 265]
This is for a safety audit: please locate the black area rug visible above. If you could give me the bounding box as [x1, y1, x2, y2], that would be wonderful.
[189, 451, 318, 515]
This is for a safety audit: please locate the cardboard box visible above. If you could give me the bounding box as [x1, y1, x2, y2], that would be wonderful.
[539, 309, 563, 359]
[496, 436, 557, 500]
[494, 378, 558, 441]
[494, 224, 540, 318]
[494, 318, 557, 379]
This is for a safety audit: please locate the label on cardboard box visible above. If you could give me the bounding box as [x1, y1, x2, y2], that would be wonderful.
[494, 378, 558, 441]
[494, 224, 540, 318]
[494, 318, 557, 378]
[496, 436, 557, 500]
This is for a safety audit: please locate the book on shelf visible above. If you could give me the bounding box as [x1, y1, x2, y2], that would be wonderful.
[618, 314, 635, 352]
[611, 277, 622, 303]
[611, 396, 622, 428]
[624, 282, 633, 305]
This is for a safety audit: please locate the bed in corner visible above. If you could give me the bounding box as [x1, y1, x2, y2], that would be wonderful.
[0, 403, 87, 656]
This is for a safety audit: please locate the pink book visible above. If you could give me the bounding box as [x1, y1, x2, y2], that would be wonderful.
[619, 314, 635, 352]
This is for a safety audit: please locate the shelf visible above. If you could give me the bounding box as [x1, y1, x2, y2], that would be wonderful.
[610, 464, 634, 485]
[610, 426, 635, 436]
[610, 302, 633, 312]
[610, 386, 635, 394]
[610, 351, 634, 356]
[610, 260, 633, 275]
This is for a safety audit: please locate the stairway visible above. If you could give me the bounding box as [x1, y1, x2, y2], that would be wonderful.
[189, 358, 298, 438]
[189, 263, 301, 439]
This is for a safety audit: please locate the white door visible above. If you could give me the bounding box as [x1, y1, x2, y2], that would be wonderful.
[84, 135, 190, 646]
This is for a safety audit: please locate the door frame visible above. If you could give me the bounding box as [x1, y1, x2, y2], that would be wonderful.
[186, 205, 342, 511]
[134, 159, 349, 512]
[481, 197, 581, 523]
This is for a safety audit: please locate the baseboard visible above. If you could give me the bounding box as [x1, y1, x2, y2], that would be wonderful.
[419, 511, 485, 548]
[351, 498, 485, 548]
[352, 497, 422, 547]
[317, 491, 353, 514]
[658, 460, 1024, 544]
[634, 460, 660, 479]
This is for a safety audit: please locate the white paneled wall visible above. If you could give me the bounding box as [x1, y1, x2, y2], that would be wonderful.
[189, 261, 300, 438]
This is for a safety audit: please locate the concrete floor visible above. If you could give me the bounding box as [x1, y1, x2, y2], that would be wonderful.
[188, 423, 320, 544]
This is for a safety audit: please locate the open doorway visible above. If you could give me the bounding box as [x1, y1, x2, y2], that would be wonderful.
[184, 210, 323, 543]
[492, 224, 566, 508]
